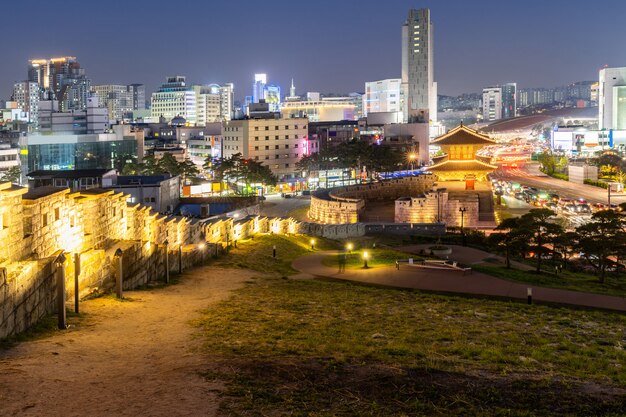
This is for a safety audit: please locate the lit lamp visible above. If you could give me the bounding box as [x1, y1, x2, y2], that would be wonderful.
[198, 242, 206, 264]
[409, 153, 417, 172]
[363, 251, 369, 268]
[346, 242, 353, 254]
[310, 238, 316, 250]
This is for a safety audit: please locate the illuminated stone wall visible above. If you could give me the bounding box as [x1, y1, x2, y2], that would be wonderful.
[394, 189, 483, 227]
[309, 175, 437, 224]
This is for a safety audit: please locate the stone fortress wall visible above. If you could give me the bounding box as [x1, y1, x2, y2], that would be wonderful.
[309, 175, 438, 224]
[0, 176, 450, 340]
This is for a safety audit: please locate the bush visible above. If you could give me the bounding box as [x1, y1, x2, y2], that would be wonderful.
[584, 179, 609, 189]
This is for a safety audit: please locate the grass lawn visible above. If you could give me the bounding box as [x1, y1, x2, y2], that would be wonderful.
[286, 206, 310, 222]
[474, 263, 626, 297]
[207, 234, 338, 276]
[196, 277, 626, 416]
[321, 248, 422, 269]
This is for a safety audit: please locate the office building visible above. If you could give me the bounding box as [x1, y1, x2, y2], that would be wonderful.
[92, 85, 134, 121]
[219, 83, 234, 121]
[281, 96, 357, 122]
[151, 76, 197, 125]
[20, 124, 143, 173]
[222, 104, 310, 179]
[599, 67, 626, 130]
[252, 74, 267, 104]
[482, 83, 516, 121]
[12, 81, 40, 128]
[402, 8, 437, 123]
[129, 84, 146, 111]
[28, 57, 91, 111]
[105, 174, 180, 213]
[363, 78, 403, 118]
[38, 96, 108, 134]
[482, 87, 502, 121]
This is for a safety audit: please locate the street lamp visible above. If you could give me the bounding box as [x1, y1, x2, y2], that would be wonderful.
[409, 153, 417, 172]
[310, 238, 316, 250]
[346, 242, 353, 254]
[459, 207, 467, 246]
[363, 251, 369, 268]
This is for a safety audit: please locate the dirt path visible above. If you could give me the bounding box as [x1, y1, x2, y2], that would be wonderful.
[0, 266, 250, 417]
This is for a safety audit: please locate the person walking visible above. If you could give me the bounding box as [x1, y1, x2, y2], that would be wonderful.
[338, 250, 347, 273]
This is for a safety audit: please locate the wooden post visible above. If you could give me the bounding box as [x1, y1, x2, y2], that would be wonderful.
[178, 245, 183, 274]
[115, 248, 124, 299]
[56, 252, 67, 330]
[164, 240, 170, 284]
[73, 253, 80, 314]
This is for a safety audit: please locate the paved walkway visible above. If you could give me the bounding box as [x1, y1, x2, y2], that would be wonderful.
[292, 251, 626, 312]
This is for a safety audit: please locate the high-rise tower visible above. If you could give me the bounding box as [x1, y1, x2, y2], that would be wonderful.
[401, 8, 437, 124]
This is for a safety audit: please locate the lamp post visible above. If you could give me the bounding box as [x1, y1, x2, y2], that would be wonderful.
[459, 207, 467, 246]
[346, 242, 353, 254]
[409, 153, 417, 172]
[199, 242, 206, 265]
[55, 252, 67, 330]
[178, 244, 183, 274]
[363, 251, 369, 268]
[310, 238, 316, 250]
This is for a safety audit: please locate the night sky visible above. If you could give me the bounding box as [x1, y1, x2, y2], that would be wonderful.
[2, 0, 626, 100]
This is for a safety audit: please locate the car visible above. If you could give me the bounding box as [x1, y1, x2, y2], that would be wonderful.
[514, 192, 525, 200]
[545, 202, 558, 210]
[564, 204, 577, 213]
[576, 203, 592, 214]
[284, 194, 293, 199]
[593, 203, 607, 211]
[258, 195, 267, 201]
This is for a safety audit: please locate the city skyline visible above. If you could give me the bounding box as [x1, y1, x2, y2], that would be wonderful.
[2, 0, 626, 100]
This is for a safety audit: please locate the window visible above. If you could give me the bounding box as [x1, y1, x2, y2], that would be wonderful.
[42, 214, 48, 227]
[265, 126, 269, 131]
[285, 125, 289, 129]
[285, 135, 289, 139]
[255, 156, 259, 160]
[275, 126, 279, 130]
[275, 136, 279, 140]
[285, 164, 289, 168]
[265, 156, 269, 160]
[275, 145, 279, 149]
[54, 208, 60, 221]
[294, 144, 298, 148]
[265, 136, 269, 140]
[265, 146, 269, 150]
[255, 136, 259, 141]
[285, 144, 289, 149]
[254, 146, 259, 150]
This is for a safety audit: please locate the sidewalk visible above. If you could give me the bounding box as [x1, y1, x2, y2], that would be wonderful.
[292, 251, 626, 312]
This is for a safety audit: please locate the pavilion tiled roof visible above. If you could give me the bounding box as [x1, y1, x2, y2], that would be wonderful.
[428, 159, 498, 172]
[431, 124, 496, 146]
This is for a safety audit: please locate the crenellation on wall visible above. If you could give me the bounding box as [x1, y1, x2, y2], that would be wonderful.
[310, 176, 437, 224]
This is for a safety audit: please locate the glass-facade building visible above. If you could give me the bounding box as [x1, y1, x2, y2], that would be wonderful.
[23, 135, 137, 172]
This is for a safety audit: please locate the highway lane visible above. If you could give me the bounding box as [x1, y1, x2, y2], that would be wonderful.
[491, 162, 619, 206]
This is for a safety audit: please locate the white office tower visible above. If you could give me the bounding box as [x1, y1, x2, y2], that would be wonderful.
[219, 83, 234, 121]
[13, 81, 40, 128]
[482, 87, 503, 121]
[363, 78, 403, 117]
[253, 74, 267, 103]
[150, 76, 197, 124]
[402, 8, 437, 124]
[599, 67, 626, 130]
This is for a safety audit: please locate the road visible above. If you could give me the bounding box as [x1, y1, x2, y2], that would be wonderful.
[492, 163, 615, 205]
[259, 193, 311, 218]
[491, 163, 618, 227]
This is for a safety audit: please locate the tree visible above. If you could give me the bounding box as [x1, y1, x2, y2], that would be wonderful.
[519, 208, 563, 274]
[0, 166, 21, 184]
[489, 217, 529, 268]
[538, 152, 557, 175]
[575, 210, 626, 282]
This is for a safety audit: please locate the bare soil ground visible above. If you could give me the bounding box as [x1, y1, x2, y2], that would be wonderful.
[0, 266, 250, 417]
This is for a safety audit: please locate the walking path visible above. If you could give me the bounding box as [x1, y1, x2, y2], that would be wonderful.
[0, 266, 251, 417]
[292, 251, 626, 312]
